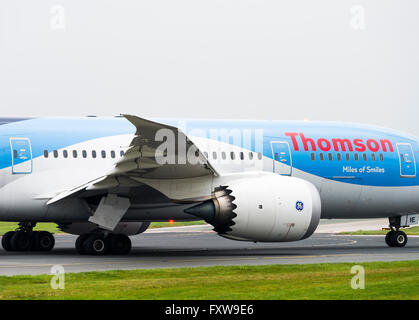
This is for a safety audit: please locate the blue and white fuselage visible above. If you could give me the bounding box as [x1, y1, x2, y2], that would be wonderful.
[0, 116, 418, 252]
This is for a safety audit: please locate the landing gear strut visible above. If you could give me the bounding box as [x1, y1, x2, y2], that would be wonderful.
[1, 222, 55, 252]
[385, 217, 408, 247]
[75, 233, 131, 255]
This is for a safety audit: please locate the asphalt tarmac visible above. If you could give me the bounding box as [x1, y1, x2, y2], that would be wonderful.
[0, 225, 418, 275]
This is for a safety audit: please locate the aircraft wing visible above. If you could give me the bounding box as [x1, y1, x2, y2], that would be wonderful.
[114, 114, 219, 179]
[46, 114, 218, 205]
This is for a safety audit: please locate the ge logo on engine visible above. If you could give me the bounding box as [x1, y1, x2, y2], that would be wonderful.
[296, 201, 304, 212]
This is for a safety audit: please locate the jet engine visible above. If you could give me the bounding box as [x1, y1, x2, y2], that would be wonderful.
[58, 221, 151, 236]
[185, 173, 321, 242]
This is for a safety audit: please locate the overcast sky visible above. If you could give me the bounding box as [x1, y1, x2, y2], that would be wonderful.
[0, 1, 418, 135]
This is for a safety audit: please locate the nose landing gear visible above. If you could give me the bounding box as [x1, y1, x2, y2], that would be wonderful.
[385, 217, 408, 247]
[385, 230, 408, 247]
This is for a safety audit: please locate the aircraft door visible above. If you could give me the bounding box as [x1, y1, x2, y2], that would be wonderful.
[10, 138, 33, 174]
[396, 143, 416, 178]
[270, 141, 292, 176]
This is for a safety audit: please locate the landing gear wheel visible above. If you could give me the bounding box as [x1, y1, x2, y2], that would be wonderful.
[393, 231, 408, 247]
[109, 234, 131, 255]
[75, 234, 91, 255]
[385, 230, 408, 247]
[385, 231, 395, 247]
[1, 231, 15, 251]
[83, 234, 109, 255]
[10, 232, 33, 251]
[33, 231, 55, 251]
[386, 217, 408, 248]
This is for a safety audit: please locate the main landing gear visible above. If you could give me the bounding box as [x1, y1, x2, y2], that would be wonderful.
[75, 233, 131, 255]
[1, 222, 55, 252]
[385, 217, 408, 247]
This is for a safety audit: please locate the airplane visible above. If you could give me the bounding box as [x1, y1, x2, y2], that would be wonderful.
[0, 115, 418, 255]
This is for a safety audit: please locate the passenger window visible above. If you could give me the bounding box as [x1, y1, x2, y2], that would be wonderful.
[63, 150, 68, 158]
[240, 152, 244, 160]
[92, 151, 97, 159]
[73, 150, 78, 158]
[120, 150, 125, 157]
[319, 153, 324, 161]
[111, 151, 116, 159]
[53, 150, 58, 158]
[257, 152, 262, 160]
[101, 151, 106, 158]
[222, 152, 226, 160]
[337, 153, 342, 161]
[44, 150, 49, 158]
[204, 152, 208, 158]
[363, 153, 367, 161]
[249, 152, 253, 160]
[82, 150, 87, 158]
[328, 153, 333, 161]
[354, 154, 359, 161]
[212, 152, 217, 160]
[310, 153, 315, 160]
[379, 154, 384, 161]
[371, 154, 376, 161]
[345, 153, 350, 161]
[231, 152, 235, 160]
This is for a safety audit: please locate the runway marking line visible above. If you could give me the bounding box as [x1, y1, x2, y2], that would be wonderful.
[1, 252, 419, 271]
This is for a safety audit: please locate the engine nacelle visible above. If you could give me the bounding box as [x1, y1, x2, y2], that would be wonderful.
[58, 221, 151, 236]
[185, 173, 321, 242]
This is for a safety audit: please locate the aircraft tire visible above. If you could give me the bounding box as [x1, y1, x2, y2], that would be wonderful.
[393, 231, 408, 247]
[109, 234, 131, 255]
[10, 232, 33, 251]
[385, 231, 395, 247]
[83, 234, 110, 255]
[75, 233, 91, 255]
[1, 231, 15, 251]
[385, 230, 408, 247]
[33, 231, 55, 251]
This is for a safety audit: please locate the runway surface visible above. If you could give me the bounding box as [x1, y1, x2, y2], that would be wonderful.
[0, 225, 418, 275]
